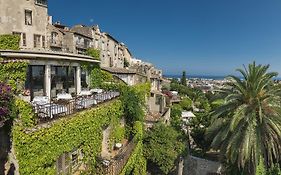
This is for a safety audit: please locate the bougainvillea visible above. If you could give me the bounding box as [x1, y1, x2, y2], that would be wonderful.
[0, 83, 13, 120]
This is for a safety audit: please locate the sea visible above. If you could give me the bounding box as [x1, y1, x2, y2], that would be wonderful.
[165, 75, 228, 80]
[165, 75, 281, 80]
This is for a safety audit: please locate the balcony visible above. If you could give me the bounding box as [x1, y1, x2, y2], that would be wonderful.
[32, 91, 120, 124]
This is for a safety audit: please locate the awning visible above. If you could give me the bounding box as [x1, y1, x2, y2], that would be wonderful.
[0, 50, 100, 63]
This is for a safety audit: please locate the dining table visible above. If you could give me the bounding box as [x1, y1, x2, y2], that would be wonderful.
[78, 90, 92, 96]
[57, 93, 72, 100]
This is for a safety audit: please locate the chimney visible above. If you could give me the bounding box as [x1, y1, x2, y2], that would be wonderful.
[48, 16, 53, 25]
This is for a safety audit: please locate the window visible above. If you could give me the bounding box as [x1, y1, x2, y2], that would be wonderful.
[81, 71, 87, 88]
[25, 10, 32, 25]
[12, 32, 26, 47]
[84, 39, 90, 48]
[35, 0, 47, 6]
[34, 35, 41, 48]
[56, 149, 82, 175]
[22, 33, 26, 46]
[102, 41, 105, 50]
[156, 95, 162, 105]
[71, 149, 79, 170]
[51, 66, 76, 98]
[26, 65, 45, 99]
[51, 32, 58, 44]
[42, 36, 45, 48]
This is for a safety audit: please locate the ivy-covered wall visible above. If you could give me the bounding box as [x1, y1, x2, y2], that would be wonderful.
[0, 34, 20, 50]
[12, 100, 123, 175]
[0, 34, 28, 92]
[120, 121, 147, 175]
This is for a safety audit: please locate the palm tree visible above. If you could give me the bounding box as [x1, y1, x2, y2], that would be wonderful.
[207, 62, 281, 174]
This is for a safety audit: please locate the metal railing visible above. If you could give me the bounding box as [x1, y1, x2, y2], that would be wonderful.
[102, 141, 137, 175]
[33, 91, 120, 123]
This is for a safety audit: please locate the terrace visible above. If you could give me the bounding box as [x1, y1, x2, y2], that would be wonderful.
[32, 90, 120, 124]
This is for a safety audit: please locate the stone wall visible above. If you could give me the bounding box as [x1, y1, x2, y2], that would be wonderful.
[183, 156, 222, 175]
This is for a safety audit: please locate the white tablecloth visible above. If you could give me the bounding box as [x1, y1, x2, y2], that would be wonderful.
[90, 89, 103, 94]
[57, 93, 72, 100]
[32, 96, 49, 105]
[78, 90, 92, 96]
[76, 99, 97, 109]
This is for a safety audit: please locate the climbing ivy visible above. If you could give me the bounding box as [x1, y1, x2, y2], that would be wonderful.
[120, 121, 147, 175]
[14, 98, 36, 127]
[86, 48, 100, 60]
[90, 67, 114, 88]
[120, 83, 150, 127]
[0, 34, 20, 50]
[12, 100, 123, 175]
[0, 62, 28, 92]
[0, 34, 28, 93]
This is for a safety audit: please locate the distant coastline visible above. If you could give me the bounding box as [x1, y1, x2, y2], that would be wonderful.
[165, 74, 281, 80]
[164, 75, 228, 80]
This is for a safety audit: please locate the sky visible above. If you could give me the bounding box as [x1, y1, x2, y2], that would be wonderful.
[49, 0, 281, 77]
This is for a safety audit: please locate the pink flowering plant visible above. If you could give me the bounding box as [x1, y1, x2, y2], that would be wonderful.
[0, 82, 13, 120]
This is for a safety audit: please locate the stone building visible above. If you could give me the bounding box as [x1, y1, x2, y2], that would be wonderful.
[0, 0, 48, 49]
[0, 0, 167, 107]
[0, 0, 98, 101]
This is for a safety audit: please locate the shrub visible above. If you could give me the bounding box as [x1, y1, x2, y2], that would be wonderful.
[86, 48, 100, 60]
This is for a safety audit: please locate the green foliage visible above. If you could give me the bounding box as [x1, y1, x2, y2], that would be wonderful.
[143, 123, 185, 174]
[14, 98, 36, 127]
[0, 34, 20, 50]
[179, 97, 192, 110]
[161, 84, 170, 91]
[181, 71, 187, 86]
[189, 112, 212, 152]
[120, 121, 146, 175]
[133, 83, 151, 100]
[90, 67, 114, 88]
[171, 78, 179, 84]
[120, 141, 146, 175]
[12, 100, 123, 175]
[267, 164, 281, 175]
[109, 116, 126, 148]
[0, 35, 27, 92]
[120, 83, 150, 127]
[207, 62, 281, 173]
[210, 99, 224, 110]
[0, 61, 28, 93]
[256, 157, 266, 175]
[170, 104, 183, 130]
[86, 48, 100, 60]
[132, 121, 143, 142]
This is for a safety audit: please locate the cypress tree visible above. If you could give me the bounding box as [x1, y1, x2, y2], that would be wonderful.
[181, 71, 187, 86]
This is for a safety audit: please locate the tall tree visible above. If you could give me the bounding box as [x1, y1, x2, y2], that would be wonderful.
[181, 71, 187, 86]
[143, 123, 185, 174]
[207, 62, 281, 174]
